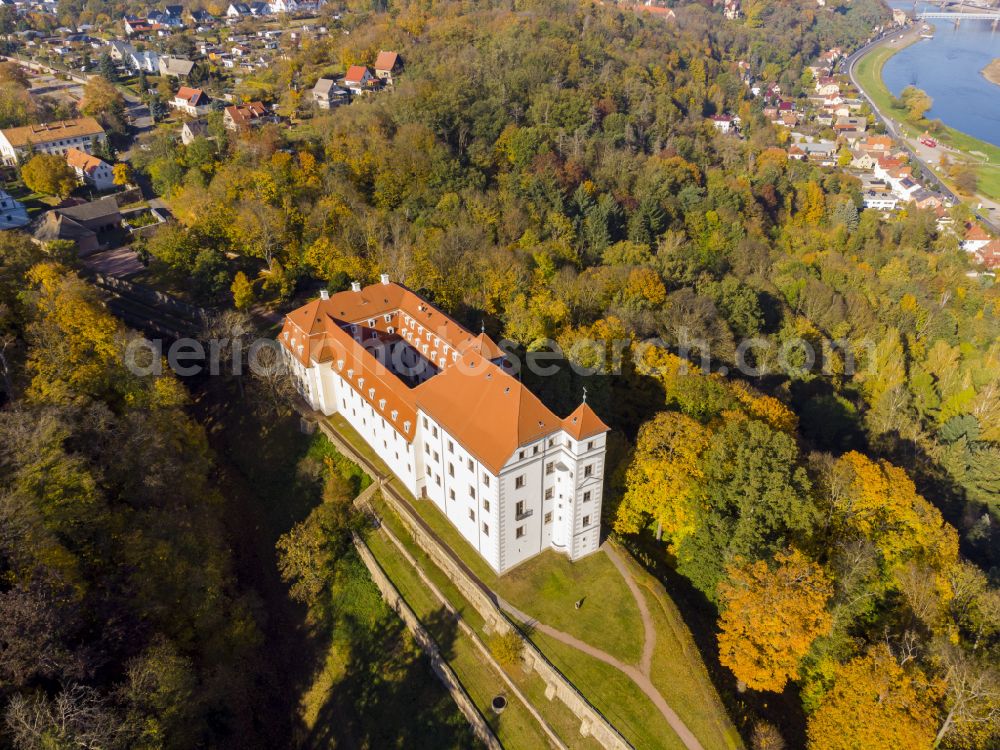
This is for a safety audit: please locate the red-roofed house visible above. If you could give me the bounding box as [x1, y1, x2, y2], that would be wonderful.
[66, 147, 114, 190]
[279, 276, 610, 573]
[343, 65, 376, 94]
[961, 223, 993, 254]
[374, 50, 401, 85]
[975, 239, 1000, 270]
[170, 86, 211, 116]
[223, 101, 269, 130]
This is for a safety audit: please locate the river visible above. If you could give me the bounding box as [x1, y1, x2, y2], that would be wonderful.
[882, 0, 1000, 148]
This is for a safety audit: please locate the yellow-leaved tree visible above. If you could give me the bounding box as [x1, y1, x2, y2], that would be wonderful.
[832, 452, 959, 574]
[614, 410, 711, 546]
[807, 644, 942, 750]
[717, 549, 833, 693]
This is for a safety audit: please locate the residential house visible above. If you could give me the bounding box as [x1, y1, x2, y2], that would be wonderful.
[279, 277, 609, 573]
[159, 56, 195, 78]
[312, 78, 348, 109]
[33, 197, 121, 256]
[374, 50, 401, 85]
[815, 76, 840, 96]
[107, 39, 135, 61]
[123, 16, 159, 35]
[862, 191, 899, 211]
[974, 239, 1000, 270]
[170, 86, 211, 116]
[66, 147, 115, 190]
[227, 2, 250, 16]
[180, 119, 209, 145]
[834, 116, 867, 135]
[723, 0, 741, 19]
[223, 101, 268, 130]
[343, 64, 376, 94]
[961, 223, 992, 254]
[269, 0, 297, 11]
[0, 117, 106, 165]
[709, 114, 734, 133]
[0, 189, 30, 229]
[129, 49, 159, 73]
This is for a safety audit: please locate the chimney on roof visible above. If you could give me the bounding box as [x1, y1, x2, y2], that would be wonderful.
[350, 281, 361, 292]
[380, 273, 390, 285]
[319, 289, 329, 300]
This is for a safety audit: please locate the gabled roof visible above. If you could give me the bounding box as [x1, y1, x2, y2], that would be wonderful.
[374, 50, 399, 72]
[413, 353, 560, 473]
[175, 86, 208, 106]
[1, 117, 104, 147]
[561, 402, 609, 441]
[965, 224, 991, 242]
[65, 147, 107, 174]
[344, 64, 370, 83]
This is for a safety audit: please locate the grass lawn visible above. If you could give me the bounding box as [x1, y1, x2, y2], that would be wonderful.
[201, 404, 474, 748]
[366, 491, 607, 750]
[854, 37, 1000, 202]
[531, 629, 688, 750]
[329, 413, 644, 663]
[327, 414, 740, 749]
[366, 529, 552, 750]
[630, 563, 743, 750]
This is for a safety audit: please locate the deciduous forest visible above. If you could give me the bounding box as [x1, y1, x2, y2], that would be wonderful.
[2, 0, 998, 748]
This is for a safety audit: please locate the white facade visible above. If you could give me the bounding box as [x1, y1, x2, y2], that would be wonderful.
[281, 281, 608, 574]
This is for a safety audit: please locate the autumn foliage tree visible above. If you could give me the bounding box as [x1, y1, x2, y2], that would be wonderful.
[717, 549, 833, 693]
[807, 644, 942, 750]
[20, 153, 77, 198]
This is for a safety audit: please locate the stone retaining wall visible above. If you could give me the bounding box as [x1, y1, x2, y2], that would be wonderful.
[351, 532, 502, 750]
[317, 420, 632, 750]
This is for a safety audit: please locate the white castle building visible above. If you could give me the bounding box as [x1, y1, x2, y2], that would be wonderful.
[279, 277, 609, 574]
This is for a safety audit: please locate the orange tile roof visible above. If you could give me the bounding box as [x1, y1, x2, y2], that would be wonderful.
[1, 117, 104, 147]
[280, 281, 606, 473]
[65, 147, 105, 174]
[965, 224, 991, 242]
[562, 402, 609, 441]
[374, 50, 398, 72]
[344, 65, 370, 83]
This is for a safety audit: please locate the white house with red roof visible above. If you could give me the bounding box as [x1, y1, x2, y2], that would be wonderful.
[66, 147, 114, 190]
[961, 223, 992, 254]
[279, 277, 609, 573]
[374, 50, 401, 85]
[170, 86, 211, 116]
[342, 65, 376, 94]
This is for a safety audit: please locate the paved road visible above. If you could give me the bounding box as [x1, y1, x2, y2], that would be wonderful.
[845, 25, 1000, 233]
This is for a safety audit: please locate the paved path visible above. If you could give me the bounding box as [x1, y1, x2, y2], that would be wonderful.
[315, 410, 705, 750]
[498, 546, 704, 750]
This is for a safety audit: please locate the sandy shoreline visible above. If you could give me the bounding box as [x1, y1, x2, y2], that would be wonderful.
[983, 58, 1000, 88]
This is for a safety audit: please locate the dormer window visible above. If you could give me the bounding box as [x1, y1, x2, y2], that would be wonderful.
[391, 409, 398, 420]
[337, 360, 344, 370]
[404, 420, 411, 433]
[283, 331, 289, 339]
[347, 369, 354, 379]
[368, 318, 375, 327]
[388, 326, 395, 334]
[378, 398, 386, 410]
[368, 388, 375, 399]
[383, 313, 392, 322]
[358, 377, 364, 388]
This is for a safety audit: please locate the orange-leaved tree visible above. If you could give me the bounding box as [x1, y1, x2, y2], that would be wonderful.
[807, 643, 942, 750]
[717, 548, 833, 693]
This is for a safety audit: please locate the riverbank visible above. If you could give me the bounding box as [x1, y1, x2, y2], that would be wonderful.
[983, 58, 1000, 88]
[853, 28, 1000, 202]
